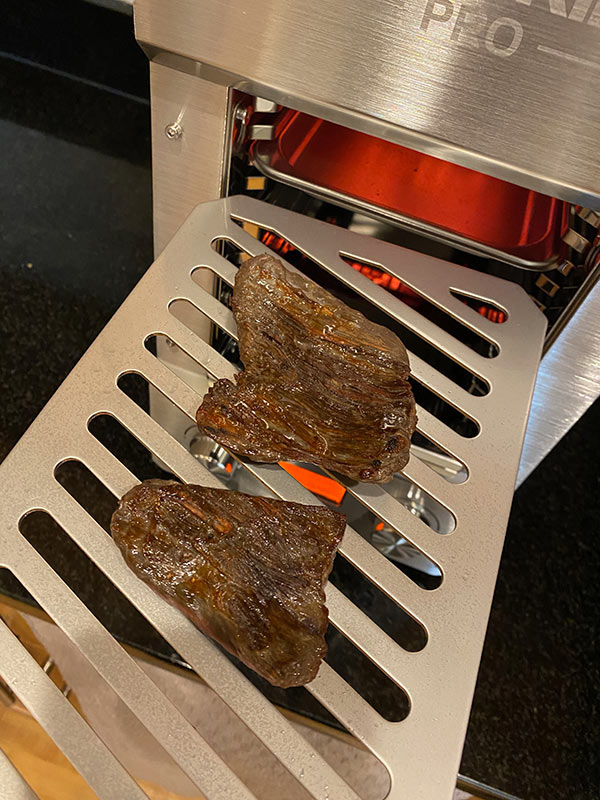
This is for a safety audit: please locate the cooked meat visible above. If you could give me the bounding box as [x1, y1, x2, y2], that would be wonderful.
[196, 253, 417, 483]
[111, 479, 345, 687]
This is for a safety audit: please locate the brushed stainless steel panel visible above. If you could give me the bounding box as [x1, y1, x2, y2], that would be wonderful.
[0, 197, 546, 799]
[150, 63, 231, 256]
[518, 272, 600, 484]
[149, 64, 231, 448]
[135, 0, 600, 206]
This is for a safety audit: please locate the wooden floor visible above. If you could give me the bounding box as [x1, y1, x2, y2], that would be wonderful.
[0, 704, 484, 800]
[0, 703, 198, 800]
[0, 601, 481, 800]
[0, 600, 199, 799]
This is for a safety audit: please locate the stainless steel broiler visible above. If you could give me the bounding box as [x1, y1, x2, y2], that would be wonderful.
[0, 2, 598, 800]
[137, 0, 600, 480]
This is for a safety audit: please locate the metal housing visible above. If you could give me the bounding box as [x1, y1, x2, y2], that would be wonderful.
[135, 0, 600, 207]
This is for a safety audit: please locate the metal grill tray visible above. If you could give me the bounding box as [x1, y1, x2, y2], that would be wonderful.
[0, 196, 546, 800]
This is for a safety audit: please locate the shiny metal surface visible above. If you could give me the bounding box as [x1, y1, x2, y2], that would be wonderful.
[579, 208, 600, 227]
[150, 63, 231, 256]
[249, 123, 275, 140]
[253, 148, 564, 271]
[456, 774, 522, 800]
[0, 748, 39, 800]
[135, 0, 600, 206]
[518, 267, 600, 484]
[563, 228, 591, 253]
[149, 63, 232, 450]
[0, 620, 150, 800]
[0, 197, 545, 799]
[253, 97, 278, 113]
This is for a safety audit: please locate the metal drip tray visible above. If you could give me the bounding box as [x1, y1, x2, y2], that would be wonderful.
[251, 110, 570, 270]
[0, 196, 546, 799]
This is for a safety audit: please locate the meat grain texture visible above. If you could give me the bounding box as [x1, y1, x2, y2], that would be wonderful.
[111, 479, 345, 687]
[196, 254, 417, 483]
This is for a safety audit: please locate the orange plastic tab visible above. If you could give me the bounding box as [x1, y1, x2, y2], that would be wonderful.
[279, 462, 346, 504]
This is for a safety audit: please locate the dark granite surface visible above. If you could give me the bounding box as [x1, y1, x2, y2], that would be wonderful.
[1, 3, 598, 798]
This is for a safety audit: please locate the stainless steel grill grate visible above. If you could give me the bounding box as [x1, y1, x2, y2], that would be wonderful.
[0, 196, 546, 800]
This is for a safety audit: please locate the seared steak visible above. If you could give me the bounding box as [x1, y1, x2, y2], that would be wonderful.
[196, 254, 416, 483]
[111, 479, 345, 687]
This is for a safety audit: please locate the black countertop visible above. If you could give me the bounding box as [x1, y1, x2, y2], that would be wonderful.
[1, 2, 598, 798]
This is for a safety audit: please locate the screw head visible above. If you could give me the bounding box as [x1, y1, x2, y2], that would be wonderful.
[164, 122, 183, 140]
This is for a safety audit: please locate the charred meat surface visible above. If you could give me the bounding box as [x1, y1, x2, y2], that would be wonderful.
[196, 254, 416, 483]
[111, 479, 345, 687]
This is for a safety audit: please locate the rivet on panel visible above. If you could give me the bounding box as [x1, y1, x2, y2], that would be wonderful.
[164, 122, 183, 140]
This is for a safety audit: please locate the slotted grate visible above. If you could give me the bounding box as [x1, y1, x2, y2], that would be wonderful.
[0, 196, 546, 800]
